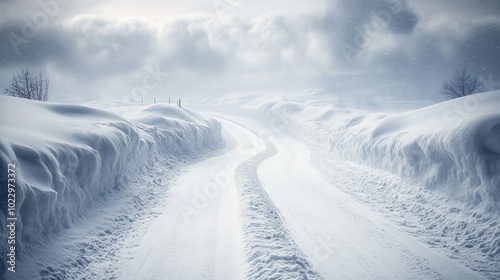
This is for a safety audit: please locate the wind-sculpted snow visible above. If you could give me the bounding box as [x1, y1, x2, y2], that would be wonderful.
[204, 89, 500, 278]
[260, 91, 500, 212]
[256, 91, 500, 278]
[0, 96, 222, 274]
[370, 98, 500, 208]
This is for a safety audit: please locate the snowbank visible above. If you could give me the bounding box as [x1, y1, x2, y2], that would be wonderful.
[258, 91, 500, 276]
[201, 90, 500, 276]
[261, 91, 500, 212]
[0, 96, 222, 272]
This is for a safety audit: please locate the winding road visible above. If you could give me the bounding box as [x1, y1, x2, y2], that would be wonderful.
[119, 113, 485, 279]
[12, 112, 487, 279]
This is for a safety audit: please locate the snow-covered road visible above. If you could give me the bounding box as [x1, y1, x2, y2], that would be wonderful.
[119, 113, 485, 279]
[119, 119, 257, 279]
[10, 111, 489, 279]
[254, 118, 485, 280]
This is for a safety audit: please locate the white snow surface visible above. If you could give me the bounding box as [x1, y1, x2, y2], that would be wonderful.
[1, 89, 499, 279]
[260, 91, 500, 212]
[202, 89, 500, 278]
[0, 96, 222, 277]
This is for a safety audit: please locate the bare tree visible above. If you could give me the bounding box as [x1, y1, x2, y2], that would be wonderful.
[440, 66, 484, 99]
[4, 67, 49, 101]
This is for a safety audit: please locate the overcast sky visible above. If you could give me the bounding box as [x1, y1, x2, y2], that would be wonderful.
[1, 0, 499, 102]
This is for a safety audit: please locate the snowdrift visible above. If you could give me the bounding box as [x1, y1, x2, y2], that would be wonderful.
[256, 91, 500, 274]
[202, 90, 500, 274]
[261, 91, 500, 212]
[0, 96, 222, 269]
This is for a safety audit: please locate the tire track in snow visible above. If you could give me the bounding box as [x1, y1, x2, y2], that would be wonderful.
[234, 125, 323, 280]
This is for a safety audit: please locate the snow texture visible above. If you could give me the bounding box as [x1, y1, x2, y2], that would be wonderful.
[261, 91, 500, 212]
[204, 89, 500, 278]
[235, 129, 323, 279]
[0, 95, 222, 276]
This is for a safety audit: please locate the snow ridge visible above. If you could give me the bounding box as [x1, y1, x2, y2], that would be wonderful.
[0, 96, 223, 276]
[235, 130, 323, 280]
[261, 92, 500, 212]
[256, 92, 500, 279]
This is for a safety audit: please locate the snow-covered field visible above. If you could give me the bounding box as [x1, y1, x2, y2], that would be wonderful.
[1, 90, 499, 279]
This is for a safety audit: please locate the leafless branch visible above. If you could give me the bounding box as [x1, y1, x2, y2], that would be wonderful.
[440, 66, 484, 99]
[4, 67, 49, 101]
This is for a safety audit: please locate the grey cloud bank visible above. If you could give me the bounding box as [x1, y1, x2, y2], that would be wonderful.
[0, 0, 499, 102]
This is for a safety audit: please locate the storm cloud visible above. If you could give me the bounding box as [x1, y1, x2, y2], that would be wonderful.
[0, 0, 499, 102]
